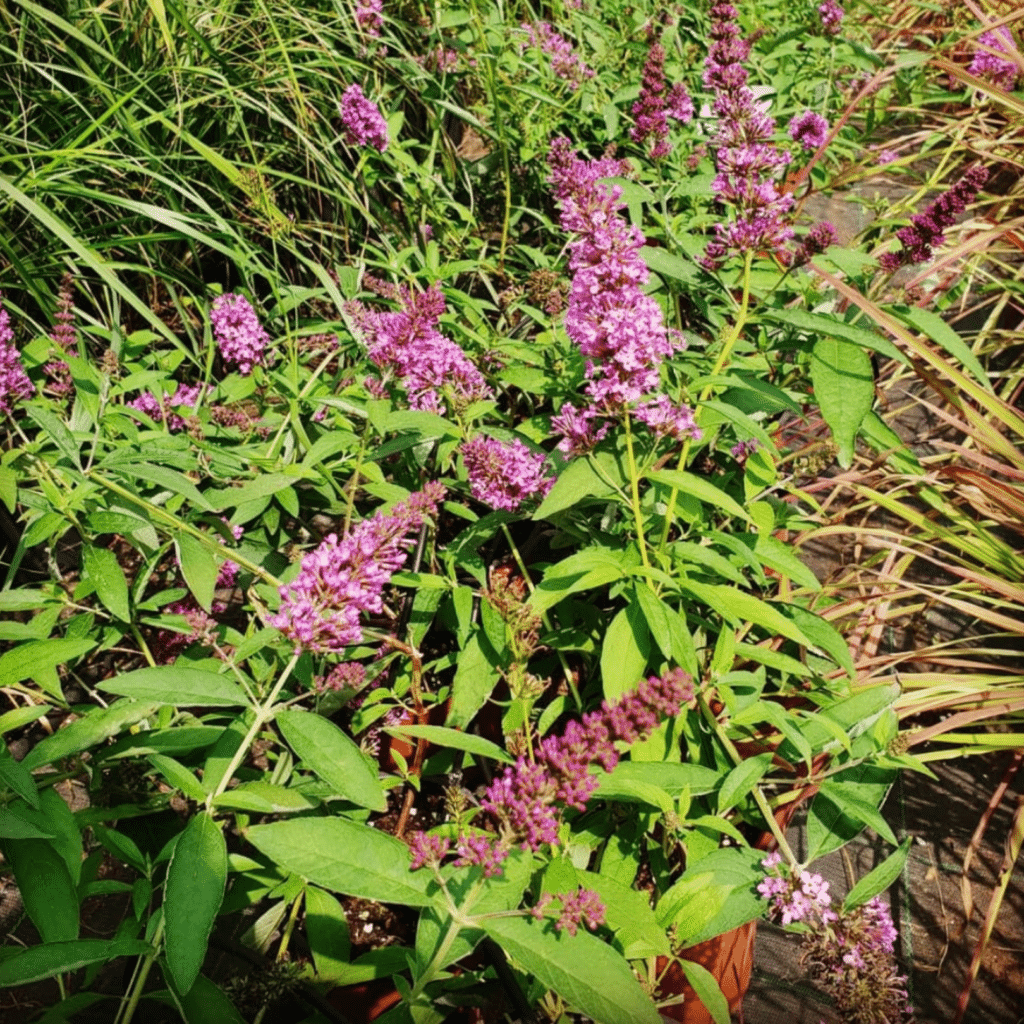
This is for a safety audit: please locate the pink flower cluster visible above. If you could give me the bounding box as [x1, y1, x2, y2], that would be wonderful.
[128, 383, 203, 432]
[318, 660, 367, 693]
[700, 3, 794, 270]
[461, 435, 554, 512]
[456, 669, 694, 875]
[630, 41, 693, 158]
[818, 0, 843, 36]
[271, 482, 445, 655]
[520, 22, 594, 90]
[760, 854, 913, 1022]
[44, 273, 77, 398]
[547, 137, 680, 408]
[550, 402, 610, 458]
[348, 282, 491, 414]
[531, 887, 607, 936]
[788, 110, 829, 151]
[968, 28, 1020, 92]
[634, 394, 701, 442]
[0, 296, 34, 417]
[338, 83, 389, 152]
[354, 0, 382, 37]
[210, 293, 269, 375]
[878, 164, 988, 271]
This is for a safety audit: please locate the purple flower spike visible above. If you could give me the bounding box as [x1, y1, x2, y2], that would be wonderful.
[551, 402, 609, 458]
[788, 110, 829, 151]
[271, 482, 445, 655]
[128, 383, 202, 432]
[878, 164, 988, 271]
[520, 22, 593, 90]
[0, 296, 35, 417]
[630, 41, 688, 159]
[968, 28, 1020, 91]
[338, 83, 389, 151]
[211, 293, 269, 375]
[354, 0, 383, 37]
[461, 435, 554, 512]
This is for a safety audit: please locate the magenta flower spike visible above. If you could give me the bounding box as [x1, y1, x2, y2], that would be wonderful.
[630, 41, 693, 159]
[788, 110, 829, 151]
[338, 83, 390, 151]
[210, 293, 270, 375]
[519, 22, 594, 90]
[968, 28, 1020, 91]
[0, 297, 34, 417]
[271, 482, 445, 655]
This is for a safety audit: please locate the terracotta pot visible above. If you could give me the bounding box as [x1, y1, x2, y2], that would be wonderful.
[657, 920, 757, 1023]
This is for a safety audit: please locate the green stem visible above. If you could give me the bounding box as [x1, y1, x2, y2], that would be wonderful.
[87, 472, 281, 587]
[206, 652, 301, 807]
[658, 251, 755, 553]
[117, 916, 164, 1024]
[622, 409, 651, 574]
[696, 692, 799, 868]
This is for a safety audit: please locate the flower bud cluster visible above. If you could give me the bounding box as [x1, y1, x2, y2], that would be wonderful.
[461, 434, 554, 512]
[271, 482, 445, 655]
[349, 283, 492, 414]
[968, 29, 1020, 91]
[818, 0, 843, 36]
[210, 293, 270, 375]
[354, 0, 382, 38]
[44, 273, 77, 397]
[531, 887, 606, 936]
[630, 41, 693, 159]
[128, 383, 203, 432]
[788, 110, 829, 151]
[878, 164, 988, 271]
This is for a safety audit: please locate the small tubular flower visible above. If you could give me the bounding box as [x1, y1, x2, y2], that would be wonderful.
[210, 293, 269, 375]
[0, 297, 34, 417]
[339, 83, 389, 151]
[461, 435, 554, 512]
[271, 482, 445, 655]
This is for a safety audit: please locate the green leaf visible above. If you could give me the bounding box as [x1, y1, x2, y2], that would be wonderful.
[206, 473, 306, 511]
[648, 469, 751, 523]
[92, 824, 148, 874]
[2, 838, 79, 942]
[107, 463, 213, 511]
[595, 761, 721, 799]
[213, 782, 320, 814]
[21, 700, 161, 771]
[893, 305, 989, 389]
[26, 407, 82, 469]
[0, 809, 52, 839]
[0, 753, 39, 808]
[160, 974, 247, 1024]
[246, 818, 433, 907]
[0, 637, 95, 687]
[678, 581, 813, 648]
[148, 754, 207, 803]
[383, 724, 514, 765]
[447, 632, 501, 729]
[805, 764, 896, 860]
[95, 666, 250, 707]
[809, 337, 874, 469]
[175, 534, 217, 613]
[534, 449, 622, 519]
[717, 752, 775, 813]
[164, 812, 228, 995]
[481, 915, 661, 1024]
[277, 710, 386, 812]
[600, 601, 650, 702]
[679, 960, 731, 1024]
[764, 309, 904, 365]
[844, 838, 911, 912]
[305, 886, 352, 980]
[529, 548, 628, 615]
[0, 938, 151, 987]
[82, 545, 131, 621]
[573, 869, 671, 958]
[0, 465, 16, 513]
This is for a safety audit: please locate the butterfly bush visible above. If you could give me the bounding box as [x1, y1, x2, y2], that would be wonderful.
[271, 482, 445, 655]
[210, 293, 269, 375]
[968, 28, 1020, 91]
[700, 3, 794, 270]
[878, 164, 988, 271]
[354, 0, 382, 37]
[338, 83, 389, 151]
[349, 282, 491, 414]
[43, 272, 76, 397]
[412, 669, 694, 877]
[760, 853, 914, 1023]
[461, 435, 554, 512]
[0, 298, 34, 417]
[630, 40, 693, 158]
[519, 21, 594, 90]
[547, 138, 681, 413]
